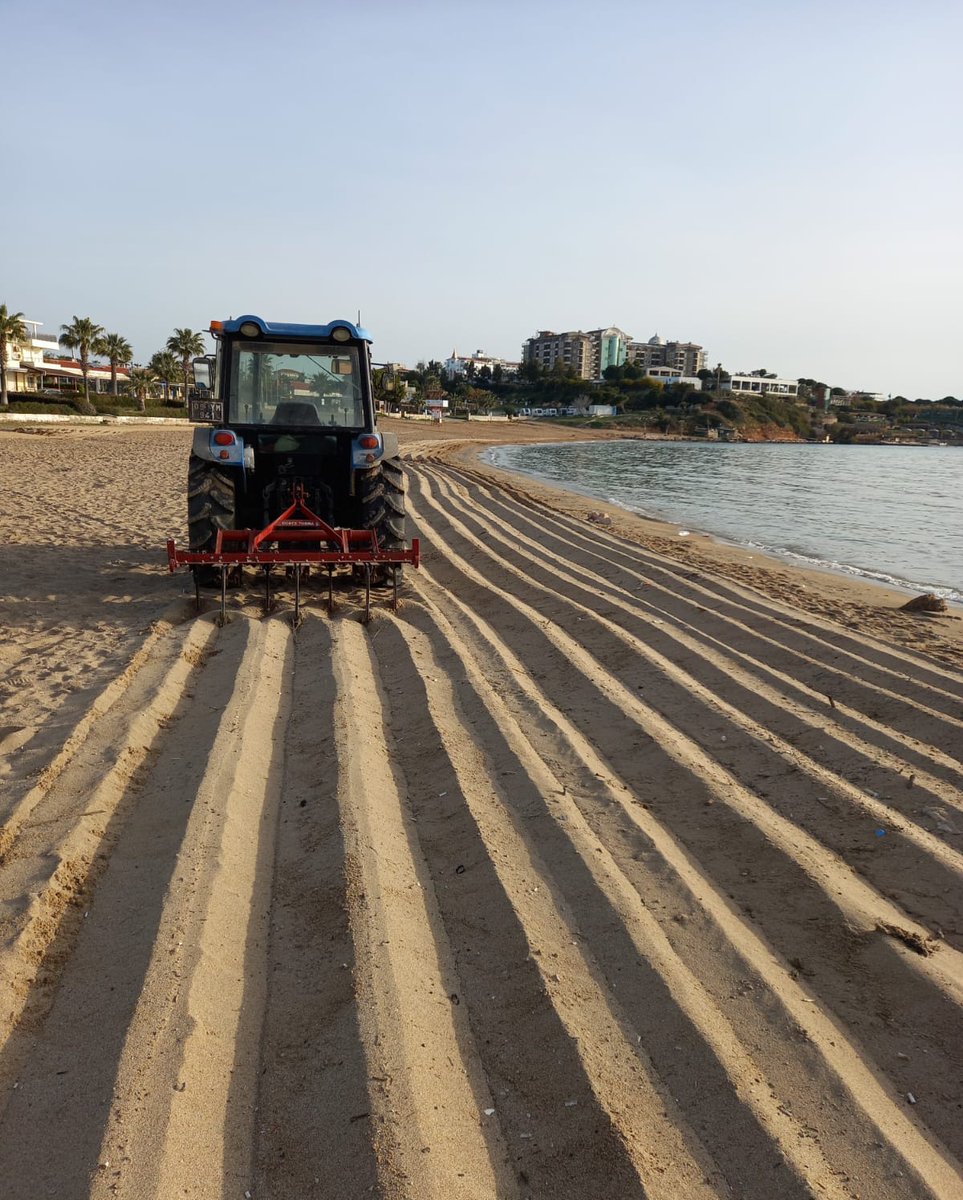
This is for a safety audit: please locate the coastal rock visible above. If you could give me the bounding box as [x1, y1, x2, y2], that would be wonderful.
[900, 593, 947, 613]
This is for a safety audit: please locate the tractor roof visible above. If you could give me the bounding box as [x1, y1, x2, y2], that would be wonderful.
[214, 316, 372, 342]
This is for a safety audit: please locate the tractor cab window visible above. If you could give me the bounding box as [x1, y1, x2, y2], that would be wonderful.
[229, 341, 364, 427]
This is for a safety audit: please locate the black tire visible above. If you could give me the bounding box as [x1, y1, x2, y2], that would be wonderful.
[188, 455, 236, 585]
[358, 457, 407, 582]
[380, 456, 407, 550]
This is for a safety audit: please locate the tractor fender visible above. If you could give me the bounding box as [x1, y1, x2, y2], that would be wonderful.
[380, 431, 400, 459]
[192, 427, 218, 462]
[192, 426, 249, 468]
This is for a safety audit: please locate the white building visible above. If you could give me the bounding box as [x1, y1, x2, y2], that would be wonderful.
[2, 321, 61, 393]
[722, 374, 799, 399]
[444, 349, 518, 377]
[2, 320, 131, 394]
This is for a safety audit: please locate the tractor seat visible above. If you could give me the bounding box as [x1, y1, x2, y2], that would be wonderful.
[273, 401, 320, 425]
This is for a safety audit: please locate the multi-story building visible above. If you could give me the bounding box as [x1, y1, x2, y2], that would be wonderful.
[2, 320, 131, 394]
[1, 320, 61, 393]
[522, 327, 631, 380]
[627, 334, 706, 377]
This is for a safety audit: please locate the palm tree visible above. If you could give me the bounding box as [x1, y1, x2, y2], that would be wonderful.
[150, 350, 180, 404]
[128, 366, 158, 413]
[59, 315, 105, 413]
[93, 332, 133, 397]
[0, 304, 29, 408]
[166, 328, 206, 406]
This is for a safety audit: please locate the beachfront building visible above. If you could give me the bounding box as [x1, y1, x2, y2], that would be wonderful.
[627, 334, 706, 377]
[721, 374, 799, 399]
[522, 327, 632, 381]
[1, 320, 131, 395]
[1, 321, 61, 393]
[443, 349, 519, 377]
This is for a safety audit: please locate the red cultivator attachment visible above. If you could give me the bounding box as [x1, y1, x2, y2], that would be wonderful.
[167, 488, 420, 625]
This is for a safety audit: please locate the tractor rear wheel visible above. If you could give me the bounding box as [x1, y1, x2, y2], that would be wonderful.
[358, 457, 407, 581]
[188, 455, 236, 585]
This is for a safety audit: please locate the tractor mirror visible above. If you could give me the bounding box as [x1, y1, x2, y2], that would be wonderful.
[192, 356, 214, 392]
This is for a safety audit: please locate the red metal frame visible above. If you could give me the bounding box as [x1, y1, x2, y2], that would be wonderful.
[167, 489, 420, 573]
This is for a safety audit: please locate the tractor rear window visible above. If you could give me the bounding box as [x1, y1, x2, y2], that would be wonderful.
[229, 341, 364, 426]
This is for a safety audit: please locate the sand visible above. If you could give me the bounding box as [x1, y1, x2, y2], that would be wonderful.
[0, 417, 961, 1199]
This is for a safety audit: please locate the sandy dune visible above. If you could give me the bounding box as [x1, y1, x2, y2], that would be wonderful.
[0, 421, 961, 1199]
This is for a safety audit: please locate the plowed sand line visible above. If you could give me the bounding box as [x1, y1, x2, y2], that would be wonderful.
[434, 460, 963, 702]
[407, 576, 963, 1198]
[98, 616, 291, 1200]
[0, 617, 218, 1058]
[0, 607, 191, 837]
[409, 482, 963, 997]
[432, 465, 963, 770]
[382, 610, 871, 1199]
[331, 619, 513, 1200]
[424, 470, 963, 858]
[425, 465, 960, 753]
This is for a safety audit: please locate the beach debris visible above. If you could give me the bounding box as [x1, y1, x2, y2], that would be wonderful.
[907, 1093, 917, 1105]
[899, 593, 947, 613]
[678, 529, 690, 537]
[874, 828, 887, 838]
[876, 921, 935, 956]
[483, 1107, 495, 1116]
[586, 511, 612, 525]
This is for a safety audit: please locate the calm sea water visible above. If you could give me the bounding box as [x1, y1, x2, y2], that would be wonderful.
[485, 440, 963, 604]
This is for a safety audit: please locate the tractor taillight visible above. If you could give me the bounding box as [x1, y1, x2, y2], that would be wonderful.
[213, 431, 236, 446]
[218, 450, 231, 459]
[359, 435, 379, 449]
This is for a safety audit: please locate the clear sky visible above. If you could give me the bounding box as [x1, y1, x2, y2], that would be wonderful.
[3, 0, 961, 399]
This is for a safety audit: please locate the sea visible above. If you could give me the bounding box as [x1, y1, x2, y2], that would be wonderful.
[483, 440, 963, 605]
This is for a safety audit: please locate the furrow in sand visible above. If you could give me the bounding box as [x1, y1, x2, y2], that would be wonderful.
[406, 480, 963, 1157]
[0, 616, 290, 1198]
[410, 471, 963, 958]
[419, 467, 963, 899]
[428, 462, 963, 774]
[381, 590, 960, 1200]
[425, 465, 963, 797]
[328, 617, 512, 1199]
[379, 605, 928, 1200]
[371, 617, 726, 1199]
[429, 459, 963, 715]
[425, 463, 960, 744]
[415, 468, 963, 949]
[0, 617, 218, 1066]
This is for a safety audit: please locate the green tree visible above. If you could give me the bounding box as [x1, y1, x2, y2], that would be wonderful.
[59, 315, 105, 412]
[94, 331, 133, 396]
[128, 366, 158, 412]
[0, 304, 29, 408]
[166, 328, 207, 404]
[150, 350, 180, 404]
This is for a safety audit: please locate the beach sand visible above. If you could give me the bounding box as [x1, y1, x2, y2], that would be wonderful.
[0, 417, 961, 1198]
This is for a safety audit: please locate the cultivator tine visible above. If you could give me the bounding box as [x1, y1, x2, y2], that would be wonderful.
[218, 566, 228, 626]
[194, 571, 202, 613]
[326, 566, 335, 616]
[391, 566, 399, 611]
[263, 567, 273, 616]
[293, 567, 303, 628]
[362, 565, 372, 624]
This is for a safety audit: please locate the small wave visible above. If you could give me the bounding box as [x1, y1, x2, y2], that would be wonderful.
[743, 542, 963, 604]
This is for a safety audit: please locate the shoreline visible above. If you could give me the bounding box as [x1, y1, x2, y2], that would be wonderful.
[479, 440, 962, 609]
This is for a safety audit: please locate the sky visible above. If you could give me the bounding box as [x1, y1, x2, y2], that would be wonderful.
[3, 0, 961, 399]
